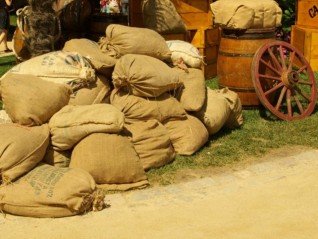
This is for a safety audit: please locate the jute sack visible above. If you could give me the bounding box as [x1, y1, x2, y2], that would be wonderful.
[1, 73, 71, 126]
[70, 133, 149, 191]
[163, 114, 209, 155]
[210, 0, 282, 29]
[166, 40, 204, 68]
[0, 163, 106, 218]
[0, 110, 12, 124]
[193, 88, 231, 135]
[49, 104, 125, 150]
[123, 120, 175, 170]
[68, 73, 113, 105]
[99, 24, 172, 61]
[9, 51, 96, 91]
[110, 90, 186, 123]
[43, 146, 72, 168]
[171, 67, 206, 112]
[216, 88, 244, 129]
[63, 38, 117, 78]
[141, 0, 187, 34]
[112, 54, 182, 97]
[0, 124, 49, 184]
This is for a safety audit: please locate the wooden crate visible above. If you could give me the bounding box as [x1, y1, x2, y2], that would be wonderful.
[291, 25, 318, 71]
[171, 0, 213, 28]
[296, 0, 318, 29]
[199, 44, 218, 79]
[187, 26, 220, 48]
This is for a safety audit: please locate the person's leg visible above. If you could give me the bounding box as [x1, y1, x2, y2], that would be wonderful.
[0, 29, 10, 51]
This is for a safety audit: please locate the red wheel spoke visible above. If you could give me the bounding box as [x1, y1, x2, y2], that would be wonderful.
[264, 82, 284, 96]
[287, 51, 296, 71]
[278, 45, 287, 70]
[286, 89, 292, 117]
[260, 58, 282, 76]
[294, 85, 312, 102]
[275, 86, 287, 110]
[296, 65, 307, 74]
[293, 91, 305, 114]
[298, 80, 313, 86]
[259, 74, 282, 82]
[268, 47, 283, 72]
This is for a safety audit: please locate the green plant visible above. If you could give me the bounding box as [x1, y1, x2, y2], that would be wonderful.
[275, 0, 296, 42]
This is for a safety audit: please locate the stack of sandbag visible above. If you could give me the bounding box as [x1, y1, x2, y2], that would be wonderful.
[210, 0, 282, 30]
[0, 24, 244, 217]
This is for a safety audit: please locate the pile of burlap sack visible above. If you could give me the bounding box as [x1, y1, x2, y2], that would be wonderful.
[0, 24, 243, 218]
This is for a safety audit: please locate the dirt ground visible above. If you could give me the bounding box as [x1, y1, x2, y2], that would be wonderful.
[1, 145, 318, 239]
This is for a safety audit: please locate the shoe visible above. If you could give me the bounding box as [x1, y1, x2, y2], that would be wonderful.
[4, 49, 12, 53]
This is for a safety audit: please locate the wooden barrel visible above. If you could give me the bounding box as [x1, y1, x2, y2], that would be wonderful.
[217, 28, 276, 108]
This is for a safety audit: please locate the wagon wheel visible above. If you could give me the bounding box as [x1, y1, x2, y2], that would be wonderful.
[252, 40, 317, 120]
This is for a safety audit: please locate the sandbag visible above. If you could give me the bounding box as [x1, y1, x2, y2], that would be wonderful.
[123, 120, 175, 170]
[63, 38, 117, 78]
[172, 67, 206, 112]
[43, 146, 72, 168]
[1, 73, 71, 126]
[141, 0, 187, 34]
[216, 87, 244, 129]
[163, 114, 209, 155]
[49, 104, 125, 150]
[193, 88, 231, 135]
[166, 40, 203, 68]
[0, 110, 12, 124]
[98, 24, 172, 61]
[112, 54, 182, 97]
[210, 0, 282, 29]
[68, 73, 112, 105]
[0, 163, 105, 218]
[8, 51, 96, 91]
[70, 133, 149, 191]
[110, 90, 186, 123]
[0, 124, 50, 184]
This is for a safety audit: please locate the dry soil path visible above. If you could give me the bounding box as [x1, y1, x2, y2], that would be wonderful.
[1, 146, 318, 239]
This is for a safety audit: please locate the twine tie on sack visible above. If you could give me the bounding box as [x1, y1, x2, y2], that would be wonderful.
[98, 37, 121, 58]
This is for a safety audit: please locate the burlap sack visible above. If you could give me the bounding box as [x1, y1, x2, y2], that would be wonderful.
[163, 114, 209, 155]
[1, 73, 71, 126]
[123, 120, 175, 170]
[112, 54, 182, 97]
[210, 0, 282, 29]
[70, 133, 149, 191]
[43, 146, 72, 168]
[0, 110, 12, 124]
[141, 0, 187, 34]
[98, 24, 172, 61]
[9, 51, 96, 91]
[216, 88, 244, 129]
[172, 67, 206, 112]
[68, 73, 113, 105]
[110, 90, 186, 123]
[166, 40, 204, 68]
[49, 104, 125, 150]
[0, 163, 105, 218]
[63, 38, 117, 78]
[0, 124, 50, 184]
[193, 88, 231, 135]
